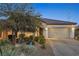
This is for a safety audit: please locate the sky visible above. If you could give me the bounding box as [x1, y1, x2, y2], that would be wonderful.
[32, 3, 79, 24]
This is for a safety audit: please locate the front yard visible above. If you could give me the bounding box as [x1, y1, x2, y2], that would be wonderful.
[35, 42, 54, 56]
[0, 37, 54, 56]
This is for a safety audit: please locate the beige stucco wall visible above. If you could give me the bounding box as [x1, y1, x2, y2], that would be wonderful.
[17, 31, 39, 38]
[8, 30, 12, 35]
[0, 31, 8, 40]
[0, 30, 39, 40]
[17, 32, 33, 38]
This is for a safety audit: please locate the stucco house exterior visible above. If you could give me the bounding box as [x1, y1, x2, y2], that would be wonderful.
[0, 18, 77, 40]
[41, 18, 76, 40]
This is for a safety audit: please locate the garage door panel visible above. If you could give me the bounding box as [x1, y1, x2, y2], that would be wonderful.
[48, 28, 69, 39]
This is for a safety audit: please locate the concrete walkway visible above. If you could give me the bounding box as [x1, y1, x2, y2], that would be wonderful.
[48, 40, 79, 56]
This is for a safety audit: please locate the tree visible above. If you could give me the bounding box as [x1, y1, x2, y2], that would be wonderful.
[0, 20, 9, 39]
[0, 3, 41, 43]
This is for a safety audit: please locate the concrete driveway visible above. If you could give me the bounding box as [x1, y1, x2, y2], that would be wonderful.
[48, 39, 79, 56]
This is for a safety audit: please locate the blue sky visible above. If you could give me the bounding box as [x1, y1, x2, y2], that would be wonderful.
[32, 3, 79, 24]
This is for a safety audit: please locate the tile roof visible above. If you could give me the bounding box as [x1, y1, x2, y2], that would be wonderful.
[41, 18, 77, 25]
[0, 18, 77, 26]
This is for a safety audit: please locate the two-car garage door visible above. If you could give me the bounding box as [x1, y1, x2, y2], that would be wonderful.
[48, 28, 70, 39]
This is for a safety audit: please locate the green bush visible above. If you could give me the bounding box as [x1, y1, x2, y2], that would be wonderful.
[0, 44, 36, 56]
[27, 35, 35, 45]
[38, 35, 45, 44]
[19, 45, 36, 56]
[19, 34, 25, 39]
[38, 35, 46, 49]
[0, 44, 20, 56]
[0, 39, 10, 46]
[24, 37, 29, 41]
[35, 37, 39, 42]
[35, 36, 45, 45]
[18, 34, 25, 43]
[29, 35, 33, 40]
[8, 35, 16, 42]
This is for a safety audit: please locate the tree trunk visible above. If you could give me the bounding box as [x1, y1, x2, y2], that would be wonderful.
[33, 32, 35, 41]
[12, 30, 16, 45]
[33, 28, 38, 41]
[37, 28, 39, 37]
[15, 31, 17, 38]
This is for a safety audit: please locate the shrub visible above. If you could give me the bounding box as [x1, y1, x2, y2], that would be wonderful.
[29, 35, 33, 40]
[0, 43, 39, 56]
[19, 34, 25, 39]
[38, 35, 45, 44]
[35, 37, 39, 42]
[8, 35, 16, 45]
[26, 35, 35, 45]
[38, 35, 46, 49]
[8, 35, 16, 41]
[23, 37, 29, 42]
[0, 40, 5, 46]
[19, 45, 37, 56]
[0, 44, 20, 56]
[8, 35, 12, 42]
[18, 34, 25, 44]
[0, 39, 10, 46]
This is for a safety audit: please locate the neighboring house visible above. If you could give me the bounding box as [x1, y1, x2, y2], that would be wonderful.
[0, 18, 77, 40]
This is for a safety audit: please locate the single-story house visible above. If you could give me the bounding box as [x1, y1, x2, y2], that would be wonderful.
[0, 18, 77, 40]
[41, 18, 76, 40]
